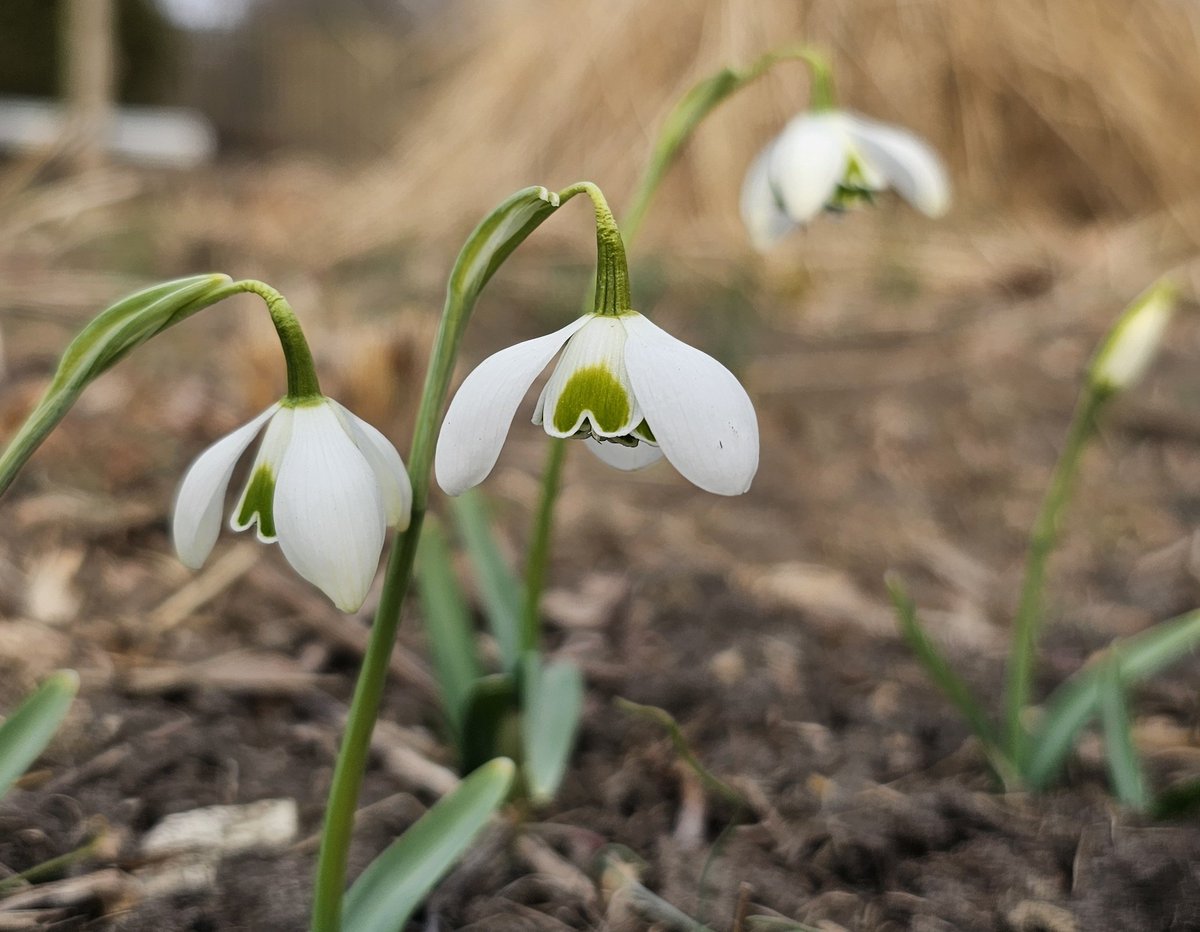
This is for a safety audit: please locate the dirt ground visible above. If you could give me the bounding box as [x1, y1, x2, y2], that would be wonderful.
[3, 171, 1200, 931]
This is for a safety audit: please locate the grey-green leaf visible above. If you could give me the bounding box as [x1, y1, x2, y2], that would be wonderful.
[0, 274, 235, 496]
[416, 516, 483, 741]
[1027, 608, 1200, 790]
[1099, 655, 1149, 811]
[522, 654, 583, 804]
[451, 490, 523, 671]
[887, 574, 1000, 751]
[0, 670, 79, 799]
[342, 757, 514, 932]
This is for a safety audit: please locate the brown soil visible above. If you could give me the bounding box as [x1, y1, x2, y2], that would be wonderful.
[3, 198, 1200, 931]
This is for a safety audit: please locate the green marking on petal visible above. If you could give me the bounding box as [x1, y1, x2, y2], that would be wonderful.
[633, 419, 655, 443]
[235, 465, 277, 538]
[552, 365, 631, 435]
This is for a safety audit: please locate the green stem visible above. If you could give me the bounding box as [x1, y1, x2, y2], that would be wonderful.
[1006, 389, 1107, 769]
[229, 280, 322, 399]
[621, 44, 835, 242]
[519, 181, 629, 656]
[310, 186, 562, 932]
[559, 181, 630, 315]
[521, 438, 568, 654]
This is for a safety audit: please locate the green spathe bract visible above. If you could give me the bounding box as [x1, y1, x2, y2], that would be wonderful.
[0, 274, 232, 496]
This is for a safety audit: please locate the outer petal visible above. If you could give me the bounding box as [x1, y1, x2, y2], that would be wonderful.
[622, 315, 758, 495]
[739, 144, 796, 250]
[845, 114, 950, 217]
[585, 437, 664, 471]
[273, 403, 386, 612]
[536, 316, 642, 439]
[767, 113, 851, 224]
[435, 316, 589, 496]
[172, 403, 279, 569]
[329, 400, 413, 530]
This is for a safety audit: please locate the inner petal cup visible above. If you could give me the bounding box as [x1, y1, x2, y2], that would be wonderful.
[538, 316, 642, 439]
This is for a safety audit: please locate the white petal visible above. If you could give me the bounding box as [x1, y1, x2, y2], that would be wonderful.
[845, 114, 950, 217]
[435, 316, 589, 496]
[585, 437, 664, 471]
[622, 315, 758, 496]
[230, 406, 294, 542]
[537, 316, 642, 439]
[767, 113, 851, 224]
[329, 400, 413, 530]
[273, 403, 387, 612]
[739, 144, 796, 250]
[172, 403, 279, 569]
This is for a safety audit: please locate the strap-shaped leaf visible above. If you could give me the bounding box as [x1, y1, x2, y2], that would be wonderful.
[342, 757, 514, 932]
[887, 575, 1000, 751]
[0, 274, 234, 495]
[1027, 608, 1200, 789]
[1099, 655, 1149, 811]
[521, 652, 583, 804]
[415, 516, 482, 742]
[451, 490, 523, 671]
[0, 670, 79, 799]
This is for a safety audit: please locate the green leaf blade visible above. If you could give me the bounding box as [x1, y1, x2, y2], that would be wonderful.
[342, 757, 515, 932]
[450, 490, 523, 672]
[886, 576, 1000, 751]
[522, 655, 584, 804]
[1028, 608, 1200, 790]
[416, 517, 483, 742]
[0, 274, 234, 497]
[0, 670, 79, 799]
[1099, 656, 1149, 811]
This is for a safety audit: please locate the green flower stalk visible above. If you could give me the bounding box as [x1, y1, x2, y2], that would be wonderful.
[1005, 279, 1177, 766]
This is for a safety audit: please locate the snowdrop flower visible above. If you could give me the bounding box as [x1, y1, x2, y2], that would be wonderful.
[1089, 280, 1177, 395]
[741, 109, 950, 249]
[435, 310, 758, 497]
[173, 397, 412, 612]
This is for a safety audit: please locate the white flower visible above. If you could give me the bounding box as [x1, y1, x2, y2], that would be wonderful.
[435, 312, 758, 497]
[1090, 281, 1177, 393]
[172, 397, 412, 612]
[741, 109, 950, 249]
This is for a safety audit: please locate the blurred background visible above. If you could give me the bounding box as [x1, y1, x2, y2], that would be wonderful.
[4, 1, 1200, 928]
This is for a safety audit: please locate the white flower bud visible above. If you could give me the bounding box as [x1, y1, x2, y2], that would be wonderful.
[1090, 281, 1177, 394]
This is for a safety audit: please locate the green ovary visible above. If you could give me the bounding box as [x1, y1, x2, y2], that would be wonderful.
[236, 466, 277, 537]
[552, 365, 631, 435]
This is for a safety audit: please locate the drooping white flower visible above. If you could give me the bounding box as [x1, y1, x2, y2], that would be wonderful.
[434, 312, 758, 497]
[172, 397, 412, 612]
[741, 109, 950, 249]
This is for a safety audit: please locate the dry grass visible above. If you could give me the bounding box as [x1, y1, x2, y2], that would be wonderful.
[293, 0, 1200, 267]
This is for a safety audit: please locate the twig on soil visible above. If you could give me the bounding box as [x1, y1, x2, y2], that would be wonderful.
[673, 763, 708, 850]
[368, 718, 460, 796]
[253, 565, 438, 701]
[122, 650, 341, 696]
[514, 835, 598, 909]
[0, 869, 132, 913]
[148, 541, 260, 631]
[290, 792, 426, 855]
[732, 882, 753, 932]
